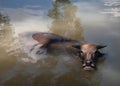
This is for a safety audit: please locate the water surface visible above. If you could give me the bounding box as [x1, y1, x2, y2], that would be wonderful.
[0, 0, 120, 86]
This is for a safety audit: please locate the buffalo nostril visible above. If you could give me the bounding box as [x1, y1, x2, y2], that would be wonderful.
[91, 63, 95, 67]
[82, 63, 86, 67]
[86, 60, 92, 64]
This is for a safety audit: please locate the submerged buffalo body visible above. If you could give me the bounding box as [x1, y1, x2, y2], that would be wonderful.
[32, 32, 106, 70]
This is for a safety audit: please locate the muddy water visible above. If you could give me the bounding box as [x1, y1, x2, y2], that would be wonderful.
[0, 0, 120, 86]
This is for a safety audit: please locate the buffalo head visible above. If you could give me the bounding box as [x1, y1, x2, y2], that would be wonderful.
[72, 43, 106, 70]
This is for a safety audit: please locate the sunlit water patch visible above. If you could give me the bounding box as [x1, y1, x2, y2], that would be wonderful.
[0, 7, 51, 36]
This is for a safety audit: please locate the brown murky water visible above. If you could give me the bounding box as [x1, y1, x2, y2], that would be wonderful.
[0, 0, 120, 86]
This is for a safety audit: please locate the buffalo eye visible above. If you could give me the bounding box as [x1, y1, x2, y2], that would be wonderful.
[92, 51, 100, 61]
[77, 50, 84, 59]
[80, 50, 84, 55]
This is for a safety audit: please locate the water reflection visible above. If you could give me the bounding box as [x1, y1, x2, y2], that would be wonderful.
[0, 12, 13, 42]
[0, 12, 24, 57]
[0, 12, 17, 59]
[0, 0, 120, 86]
[48, 0, 84, 40]
[0, 13, 18, 83]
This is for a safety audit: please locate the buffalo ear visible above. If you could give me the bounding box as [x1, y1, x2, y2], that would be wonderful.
[72, 44, 81, 49]
[96, 45, 107, 49]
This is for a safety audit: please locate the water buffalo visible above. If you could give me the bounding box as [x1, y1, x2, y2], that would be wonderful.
[32, 32, 106, 70]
